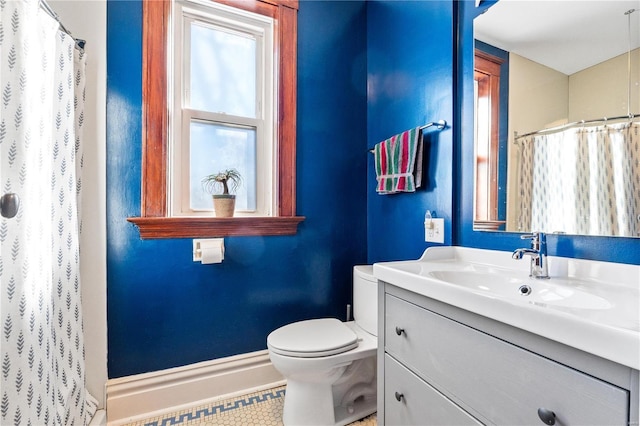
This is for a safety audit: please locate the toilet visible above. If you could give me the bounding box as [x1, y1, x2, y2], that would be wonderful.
[267, 266, 378, 426]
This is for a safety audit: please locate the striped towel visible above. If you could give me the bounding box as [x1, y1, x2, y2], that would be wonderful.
[374, 127, 423, 194]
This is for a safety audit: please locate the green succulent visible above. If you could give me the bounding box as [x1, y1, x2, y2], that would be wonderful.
[201, 168, 242, 195]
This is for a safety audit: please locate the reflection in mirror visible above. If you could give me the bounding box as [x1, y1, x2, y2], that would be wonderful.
[473, 1, 640, 237]
[474, 48, 507, 231]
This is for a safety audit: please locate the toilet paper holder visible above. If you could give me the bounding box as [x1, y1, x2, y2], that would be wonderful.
[193, 238, 225, 264]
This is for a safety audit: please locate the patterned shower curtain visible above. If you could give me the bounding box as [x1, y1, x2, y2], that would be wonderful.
[0, 0, 97, 424]
[517, 122, 640, 237]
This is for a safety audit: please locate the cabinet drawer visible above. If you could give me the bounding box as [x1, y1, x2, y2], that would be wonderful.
[385, 354, 481, 426]
[385, 294, 629, 425]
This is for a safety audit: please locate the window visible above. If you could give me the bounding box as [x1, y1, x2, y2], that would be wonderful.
[473, 49, 504, 230]
[129, 0, 303, 239]
[172, 1, 274, 217]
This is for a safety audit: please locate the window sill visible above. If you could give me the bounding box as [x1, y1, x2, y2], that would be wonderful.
[128, 216, 305, 239]
[473, 220, 506, 231]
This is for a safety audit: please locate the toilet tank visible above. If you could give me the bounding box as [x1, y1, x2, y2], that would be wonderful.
[353, 265, 378, 336]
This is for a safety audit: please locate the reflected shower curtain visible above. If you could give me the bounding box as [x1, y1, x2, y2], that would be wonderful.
[517, 122, 640, 237]
[0, 0, 96, 424]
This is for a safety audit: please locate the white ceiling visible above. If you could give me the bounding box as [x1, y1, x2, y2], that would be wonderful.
[474, 0, 640, 75]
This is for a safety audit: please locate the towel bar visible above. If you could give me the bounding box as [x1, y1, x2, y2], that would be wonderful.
[368, 120, 447, 153]
[419, 119, 447, 131]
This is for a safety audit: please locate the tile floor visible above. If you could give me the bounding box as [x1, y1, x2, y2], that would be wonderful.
[127, 385, 377, 426]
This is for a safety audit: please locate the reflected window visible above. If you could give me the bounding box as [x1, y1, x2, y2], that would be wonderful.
[474, 49, 504, 230]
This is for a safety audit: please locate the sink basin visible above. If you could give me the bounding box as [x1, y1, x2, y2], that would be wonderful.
[427, 270, 524, 290]
[373, 246, 640, 370]
[530, 282, 613, 310]
[427, 270, 613, 310]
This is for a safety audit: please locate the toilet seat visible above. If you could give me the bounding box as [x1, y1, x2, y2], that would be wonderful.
[267, 318, 359, 358]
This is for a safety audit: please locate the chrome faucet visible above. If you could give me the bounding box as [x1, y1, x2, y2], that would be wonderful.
[512, 232, 549, 279]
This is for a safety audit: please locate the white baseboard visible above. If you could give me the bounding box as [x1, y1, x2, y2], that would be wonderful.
[106, 350, 285, 425]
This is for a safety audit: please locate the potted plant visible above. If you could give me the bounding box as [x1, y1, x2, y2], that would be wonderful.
[201, 168, 242, 217]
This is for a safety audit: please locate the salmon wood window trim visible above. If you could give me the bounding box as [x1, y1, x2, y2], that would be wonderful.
[128, 0, 304, 239]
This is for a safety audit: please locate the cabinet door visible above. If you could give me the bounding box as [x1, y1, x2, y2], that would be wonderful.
[385, 294, 629, 425]
[385, 354, 481, 426]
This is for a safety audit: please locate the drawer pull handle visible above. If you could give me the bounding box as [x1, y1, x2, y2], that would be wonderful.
[395, 327, 405, 336]
[394, 392, 404, 402]
[537, 408, 556, 425]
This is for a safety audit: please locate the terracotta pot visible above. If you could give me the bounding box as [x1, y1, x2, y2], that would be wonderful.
[213, 195, 236, 217]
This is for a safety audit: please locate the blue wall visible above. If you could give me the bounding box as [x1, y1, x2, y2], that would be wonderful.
[454, 0, 640, 264]
[366, 0, 454, 263]
[106, 0, 368, 378]
[107, 0, 639, 379]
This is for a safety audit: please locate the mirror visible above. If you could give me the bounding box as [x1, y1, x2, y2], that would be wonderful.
[473, 1, 640, 237]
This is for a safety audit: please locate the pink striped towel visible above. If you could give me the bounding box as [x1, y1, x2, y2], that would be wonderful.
[374, 127, 423, 194]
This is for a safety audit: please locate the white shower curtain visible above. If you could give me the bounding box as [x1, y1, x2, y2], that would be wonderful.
[517, 122, 640, 237]
[0, 0, 97, 424]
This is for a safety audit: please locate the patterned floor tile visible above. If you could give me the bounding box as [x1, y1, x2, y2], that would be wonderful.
[126, 386, 377, 426]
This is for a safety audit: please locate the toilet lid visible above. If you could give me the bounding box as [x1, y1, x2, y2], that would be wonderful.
[267, 318, 359, 358]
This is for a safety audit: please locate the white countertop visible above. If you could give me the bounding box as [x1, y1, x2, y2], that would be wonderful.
[373, 246, 640, 370]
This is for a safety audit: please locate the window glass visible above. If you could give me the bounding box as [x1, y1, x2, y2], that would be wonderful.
[189, 21, 257, 118]
[189, 121, 257, 212]
[176, 3, 270, 217]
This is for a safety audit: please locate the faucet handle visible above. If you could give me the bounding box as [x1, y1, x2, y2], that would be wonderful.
[521, 233, 537, 250]
[521, 231, 545, 240]
[521, 232, 546, 251]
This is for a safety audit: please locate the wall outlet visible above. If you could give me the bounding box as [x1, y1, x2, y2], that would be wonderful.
[425, 218, 445, 243]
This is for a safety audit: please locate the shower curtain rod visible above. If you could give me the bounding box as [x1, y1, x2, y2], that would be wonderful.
[514, 113, 639, 141]
[39, 0, 86, 49]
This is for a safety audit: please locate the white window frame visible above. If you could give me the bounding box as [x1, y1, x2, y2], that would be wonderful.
[169, 0, 276, 217]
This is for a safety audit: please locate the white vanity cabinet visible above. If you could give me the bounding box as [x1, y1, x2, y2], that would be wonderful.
[378, 283, 639, 426]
